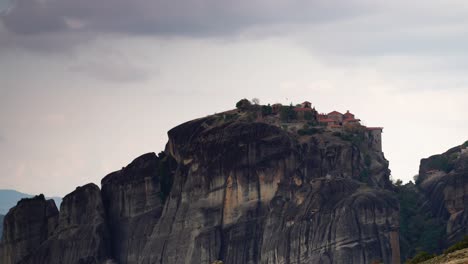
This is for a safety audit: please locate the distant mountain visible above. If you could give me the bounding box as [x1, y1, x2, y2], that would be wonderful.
[0, 189, 62, 215]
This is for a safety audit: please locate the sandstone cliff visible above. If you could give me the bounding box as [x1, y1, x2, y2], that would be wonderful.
[0, 111, 400, 264]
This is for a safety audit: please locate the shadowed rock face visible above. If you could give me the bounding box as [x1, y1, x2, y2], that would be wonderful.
[137, 118, 399, 264]
[0, 184, 112, 264]
[417, 143, 468, 244]
[101, 152, 177, 263]
[0, 116, 400, 264]
[0, 215, 4, 241]
[0, 195, 58, 264]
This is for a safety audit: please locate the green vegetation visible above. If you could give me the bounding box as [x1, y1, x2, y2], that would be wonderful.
[332, 132, 342, 137]
[297, 124, 321, 135]
[426, 155, 454, 173]
[335, 125, 367, 146]
[398, 184, 446, 262]
[223, 113, 238, 122]
[280, 104, 297, 122]
[304, 111, 314, 121]
[406, 251, 436, 264]
[444, 236, 468, 255]
[236, 98, 252, 110]
[261, 104, 273, 116]
[462, 140, 468, 148]
[394, 179, 403, 186]
[403, 236, 468, 264]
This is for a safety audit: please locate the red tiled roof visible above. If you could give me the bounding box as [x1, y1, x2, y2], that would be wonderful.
[328, 111, 343, 116]
[344, 118, 360, 122]
[330, 125, 342, 128]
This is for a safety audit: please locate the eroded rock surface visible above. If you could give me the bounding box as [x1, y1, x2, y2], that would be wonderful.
[0, 114, 400, 264]
[101, 152, 176, 263]
[0, 195, 58, 264]
[0, 184, 112, 264]
[417, 143, 468, 244]
[138, 118, 399, 264]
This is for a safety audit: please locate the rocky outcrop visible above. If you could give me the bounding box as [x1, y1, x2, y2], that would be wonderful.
[0, 215, 4, 238]
[101, 152, 176, 263]
[0, 184, 112, 264]
[137, 118, 399, 264]
[0, 114, 400, 264]
[417, 142, 468, 244]
[21, 183, 112, 264]
[0, 195, 59, 264]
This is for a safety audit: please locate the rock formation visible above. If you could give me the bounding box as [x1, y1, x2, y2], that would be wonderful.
[0, 195, 58, 264]
[0, 110, 401, 264]
[0, 215, 3, 238]
[101, 152, 177, 263]
[416, 142, 468, 244]
[0, 184, 112, 264]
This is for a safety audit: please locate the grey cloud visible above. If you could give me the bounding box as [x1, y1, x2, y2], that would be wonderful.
[67, 58, 152, 83]
[1, 0, 67, 34]
[3, 0, 468, 59]
[0, 0, 372, 36]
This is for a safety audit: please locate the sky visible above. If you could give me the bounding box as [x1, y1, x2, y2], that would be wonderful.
[0, 0, 467, 197]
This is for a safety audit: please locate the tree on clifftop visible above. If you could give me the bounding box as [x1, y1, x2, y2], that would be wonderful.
[280, 104, 297, 122]
[236, 98, 252, 110]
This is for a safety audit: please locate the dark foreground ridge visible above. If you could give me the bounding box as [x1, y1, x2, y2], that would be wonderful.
[1, 100, 463, 264]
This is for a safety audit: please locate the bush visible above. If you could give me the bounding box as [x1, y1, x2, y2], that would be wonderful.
[280, 104, 297, 122]
[443, 236, 468, 255]
[394, 179, 403, 186]
[304, 111, 314, 121]
[426, 156, 454, 173]
[332, 132, 342, 137]
[261, 104, 273, 116]
[398, 184, 446, 261]
[406, 251, 435, 264]
[298, 127, 320, 136]
[224, 113, 238, 122]
[236, 99, 252, 110]
[462, 141, 468, 148]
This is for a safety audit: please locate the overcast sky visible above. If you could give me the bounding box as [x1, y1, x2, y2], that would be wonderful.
[1, 0, 467, 197]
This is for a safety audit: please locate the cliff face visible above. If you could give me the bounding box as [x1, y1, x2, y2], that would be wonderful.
[0, 195, 58, 264]
[0, 115, 399, 264]
[101, 152, 177, 263]
[0, 184, 112, 264]
[0, 215, 3, 238]
[142, 119, 398, 264]
[417, 142, 468, 244]
[21, 183, 112, 264]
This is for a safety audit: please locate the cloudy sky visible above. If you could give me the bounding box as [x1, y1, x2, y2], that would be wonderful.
[0, 0, 467, 197]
